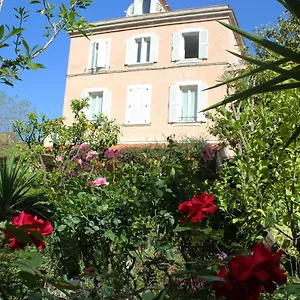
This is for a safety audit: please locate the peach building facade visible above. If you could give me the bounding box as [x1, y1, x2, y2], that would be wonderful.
[63, 0, 242, 144]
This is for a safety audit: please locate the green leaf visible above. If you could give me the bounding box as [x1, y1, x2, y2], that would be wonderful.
[200, 276, 226, 283]
[283, 125, 300, 149]
[5, 28, 25, 39]
[57, 224, 66, 232]
[0, 25, 5, 40]
[173, 226, 191, 232]
[219, 21, 300, 64]
[170, 167, 175, 176]
[104, 229, 116, 241]
[142, 291, 155, 300]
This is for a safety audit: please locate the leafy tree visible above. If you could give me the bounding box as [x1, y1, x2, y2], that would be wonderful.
[0, 0, 92, 86]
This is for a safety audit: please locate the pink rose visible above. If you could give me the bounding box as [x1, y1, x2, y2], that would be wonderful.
[91, 177, 109, 187]
[56, 155, 63, 162]
[74, 157, 83, 165]
[79, 143, 89, 152]
[86, 150, 98, 161]
[202, 142, 215, 161]
[104, 149, 119, 159]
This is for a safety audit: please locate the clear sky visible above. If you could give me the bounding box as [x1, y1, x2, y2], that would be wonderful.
[1, 0, 284, 119]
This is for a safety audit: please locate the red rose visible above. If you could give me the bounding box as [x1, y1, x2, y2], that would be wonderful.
[212, 243, 287, 300]
[178, 192, 217, 223]
[7, 211, 53, 250]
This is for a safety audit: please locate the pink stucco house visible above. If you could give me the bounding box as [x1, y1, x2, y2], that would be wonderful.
[63, 0, 242, 144]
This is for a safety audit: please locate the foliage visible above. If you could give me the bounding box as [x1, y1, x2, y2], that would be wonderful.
[203, 0, 300, 147]
[0, 0, 92, 86]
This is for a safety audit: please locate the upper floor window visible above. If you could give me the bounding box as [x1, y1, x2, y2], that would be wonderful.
[125, 35, 158, 65]
[172, 29, 208, 62]
[125, 84, 152, 125]
[80, 89, 112, 120]
[88, 39, 111, 71]
[133, 0, 157, 15]
[168, 81, 208, 124]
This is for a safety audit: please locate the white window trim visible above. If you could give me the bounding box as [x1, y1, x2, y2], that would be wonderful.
[170, 81, 207, 125]
[172, 28, 208, 63]
[126, 33, 157, 66]
[88, 38, 111, 71]
[82, 87, 111, 120]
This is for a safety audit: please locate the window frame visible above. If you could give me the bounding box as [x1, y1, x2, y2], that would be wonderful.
[88, 38, 111, 71]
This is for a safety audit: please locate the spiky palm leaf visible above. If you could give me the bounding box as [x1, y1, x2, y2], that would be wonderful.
[203, 0, 300, 148]
[0, 153, 48, 221]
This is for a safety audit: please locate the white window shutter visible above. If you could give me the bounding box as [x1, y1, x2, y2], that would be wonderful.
[197, 83, 208, 122]
[125, 38, 134, 65]
[143, 86, 151, 124]
[150, 0, 157, 12]
[172, 33, 182, 62]
[88, 41, 96, 69]
[199, 29, 208, 59]
[102, 90, 112, 118]
[134, 0, 141, 15]
[96, 40, 108, 68]
[168, 86, 179, 123]
[125, 87, 136, 124]
[80, 91, 91, 119]
[150, 35, 159, 63]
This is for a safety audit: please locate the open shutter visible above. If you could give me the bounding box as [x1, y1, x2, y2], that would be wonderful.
[150, 35, 159, 63]
[88, 41, 96, 69]
[96, 40, 108, 68]
[150, 0, 157, 12]
[172, 33, 182, 62]
[199, 29, 208, 59]
[125, 38, 134, 65]
[134, 0, 141, 15]
[80, 91, 91, 119]
[102, 90, 112, 118]
[168, 86, 179, 123]
[197, 83, 208, 122]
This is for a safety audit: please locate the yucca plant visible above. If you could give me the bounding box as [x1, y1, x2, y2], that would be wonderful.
[0, 152, 47, 221]
[203, 0, 300, 147]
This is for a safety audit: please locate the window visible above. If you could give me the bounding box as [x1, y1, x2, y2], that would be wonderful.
[125, 35, 158, 65]
[142, 0, 151, 13]
[80, 89, 112, 120]
[88, 39, 111, 70]
[180, 86, 198, 122]
[125, 85, 152, 125]
[136, 37, 151, 63]
[172, 29, 208, 62]
[168, 82, 208, 123]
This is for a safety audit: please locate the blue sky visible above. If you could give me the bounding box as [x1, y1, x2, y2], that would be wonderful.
[1, 0, 284, 119]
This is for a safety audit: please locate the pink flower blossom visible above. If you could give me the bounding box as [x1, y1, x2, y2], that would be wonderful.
[202, 142, 215, 161]
[217, 252, 228, 261]
[74, 157, 83, 165]
[56, 155, 63, 162]
[169, 265, 175, 271]
[104, 149, 119, 159]
[91, 177, 109, 187]
[86, 150, 98, 161]
[79, 143, 89, 152]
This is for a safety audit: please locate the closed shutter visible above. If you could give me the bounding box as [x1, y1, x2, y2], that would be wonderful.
[102, 90, 112, 118]
[172, 33, 182, 62]
[168, 86, 179, 123]
[125, 86, 137, 124]
[150, 35, 159, 63]
[197, 83, 208, 122]
[125, 38, 134, 65]
[199, 30, 208, 59]
[80, 91, 91, 119]
[140, 85, 151, 124]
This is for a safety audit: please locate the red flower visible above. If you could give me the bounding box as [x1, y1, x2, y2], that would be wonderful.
[178, 192, 217, 223]
[212, 243, 287, 300]
[7, 211, 53, 250]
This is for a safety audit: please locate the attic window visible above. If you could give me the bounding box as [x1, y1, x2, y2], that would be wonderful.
[142, 0, 151, 13]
